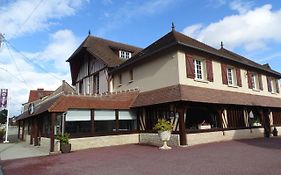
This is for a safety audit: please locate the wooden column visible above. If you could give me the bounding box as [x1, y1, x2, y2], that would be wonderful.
[34, 118, 39, 146]
[17, 120, 21, 139]
[177, 104, 187, 146]
[21, 120, 25, 141]
[91, 109, 95, 136]
[260, 108, 271, 137]
[115, 109, 119, 131]
[50, 113, 56, 152]
[30, 118, 34, 145]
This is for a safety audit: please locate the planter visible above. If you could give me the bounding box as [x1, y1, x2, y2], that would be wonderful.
[158, 131, 171, 150]
[61, 143, 71, 153]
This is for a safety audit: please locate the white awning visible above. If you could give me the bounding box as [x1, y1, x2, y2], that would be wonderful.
[66, 109, 91, 121]
[94, 110, 115, 121]
[119, 110, 136, 120]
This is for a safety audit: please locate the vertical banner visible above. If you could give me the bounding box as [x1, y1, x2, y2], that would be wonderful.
[0, 89, 8, 108]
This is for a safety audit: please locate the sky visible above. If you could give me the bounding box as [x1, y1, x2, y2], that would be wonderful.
[0, 0, 281, 116]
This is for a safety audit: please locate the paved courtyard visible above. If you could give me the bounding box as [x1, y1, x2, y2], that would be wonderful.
[1, 137, 281, 175]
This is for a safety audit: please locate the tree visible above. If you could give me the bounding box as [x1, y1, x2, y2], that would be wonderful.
[0, 109, 7, 124]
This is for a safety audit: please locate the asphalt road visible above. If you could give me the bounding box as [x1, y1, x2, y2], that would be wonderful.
[1, 137, 281, 175]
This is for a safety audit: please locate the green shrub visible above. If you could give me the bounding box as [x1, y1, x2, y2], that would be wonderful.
[0, 128, 5, 139]
[153, 119, 173, 132]
[55, 133, 70, 144]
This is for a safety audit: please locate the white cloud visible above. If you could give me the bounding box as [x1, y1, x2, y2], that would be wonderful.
[0, 29, 79, 117]
[0, 0, 88, 39]
[33, 29, 79, 73]
[229, 0, 254, 14]
[182, 4, 281, 51]
[97, 0, 177, 36]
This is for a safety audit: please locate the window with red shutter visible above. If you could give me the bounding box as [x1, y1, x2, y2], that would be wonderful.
[247, 71, 253, 89]
[185, 54, 194, 78]
[221, 63, 227, 85]
[206, 59, 213, 82]
[267, 76, 272, 92]
[236, 68, 242, 87]
[258, 74, 263, 90]
[276, 79, 280, 93]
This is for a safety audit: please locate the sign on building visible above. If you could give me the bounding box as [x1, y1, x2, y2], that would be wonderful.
[0, 89, 8, 108]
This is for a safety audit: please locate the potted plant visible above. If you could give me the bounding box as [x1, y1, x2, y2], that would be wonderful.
[56, 133, 71, 153]
[153, 119, 173, 150]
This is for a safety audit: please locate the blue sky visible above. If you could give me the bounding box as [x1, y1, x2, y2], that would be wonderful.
[0, 0, 281, 116]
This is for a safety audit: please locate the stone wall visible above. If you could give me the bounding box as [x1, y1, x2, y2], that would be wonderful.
[70, 134, 139, 151]
[187, 128, 264, 146]
[139, 133, 180, 147]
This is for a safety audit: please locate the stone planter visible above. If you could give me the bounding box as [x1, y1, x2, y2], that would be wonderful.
[61, 143, 71, 153]
[158, 131, 171, 150]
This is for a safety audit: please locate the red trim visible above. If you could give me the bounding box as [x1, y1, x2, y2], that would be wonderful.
[236, 68, 242, 87]
[185, 53, 194, 78]
[221, 63, 227, 85]
[206, 59, 213, 82]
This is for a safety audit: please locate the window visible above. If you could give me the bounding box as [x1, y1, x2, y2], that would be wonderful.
[251, 73, 259, 90]
[227, 67, 236, 86]
[93, 74, 99, 94]
[129, 70, 133, 82]
[194, 59, 204, 80]
[119, 50, 131, 59]
[118, 74, 122, 85]
[271, 79, 278, 93]
[79, 81, 83, 94]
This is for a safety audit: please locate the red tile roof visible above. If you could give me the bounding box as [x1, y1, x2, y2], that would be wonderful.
[28, 89, 54, 103]
[132, 85, 281, 108]
[17, 91, 139, 120]
[49, 91, 139, 112]
[114, 30, 281, 78]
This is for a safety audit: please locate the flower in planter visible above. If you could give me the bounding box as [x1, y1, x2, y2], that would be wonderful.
[153, 119, 173, 132]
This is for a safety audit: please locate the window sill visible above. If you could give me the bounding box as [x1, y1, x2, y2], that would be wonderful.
[118, 84, 122, 87]
[271, 92, 278, 95]
[227, 84, 238, 88]
[194, 78, 208, 83]
[128, 80, 133, 84]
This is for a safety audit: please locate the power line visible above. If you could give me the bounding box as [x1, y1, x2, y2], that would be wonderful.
[5, 42, 30, 88]
[0, 67, 30, 89]
[3, 39, 63, 81]
[18, 0, 44, 33]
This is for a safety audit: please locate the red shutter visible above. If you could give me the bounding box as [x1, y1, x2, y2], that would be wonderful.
[236, 68, 242, 87]
[206, 59, 213, 82]
[276, 79, 279, 93]
[247, 71, 253, 89]
[185, 54, 194, 78]
[267, 76, 272, 92]
[258, 74, 263, 90]
[221, 63, 227, 85]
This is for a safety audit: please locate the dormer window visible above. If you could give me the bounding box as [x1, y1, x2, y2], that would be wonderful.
[119, 50, 131, 59]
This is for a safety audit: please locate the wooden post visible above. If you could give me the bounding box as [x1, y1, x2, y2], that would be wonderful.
[177, 104, 187, 146]
[30, 118, 34, 145]
[91, 109, 95, 136]
[17, 120, 21, 139]
[21, 120, 25, 141]
[50, 113, 56, 152]
[115, 109, 119, 131]
[34, 118, 39, 146]
[260, 108, 271, 137]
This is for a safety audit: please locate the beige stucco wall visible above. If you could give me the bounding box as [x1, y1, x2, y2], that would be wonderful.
[40, 137, 60, 152]
[113, 51, 180, 92]
[187, 128, 264, 146]
[177, 51, 281, 99]
[69, 134, 139, 151]
[139, 133, 179, 147]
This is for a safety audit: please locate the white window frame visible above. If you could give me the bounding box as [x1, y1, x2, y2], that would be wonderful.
[251, 73, 259, 90]
[194, 59, 205, 80]
[227, 67, 236, 86]
[271, 79, 277, 93]
[119, 50, 131, 59]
